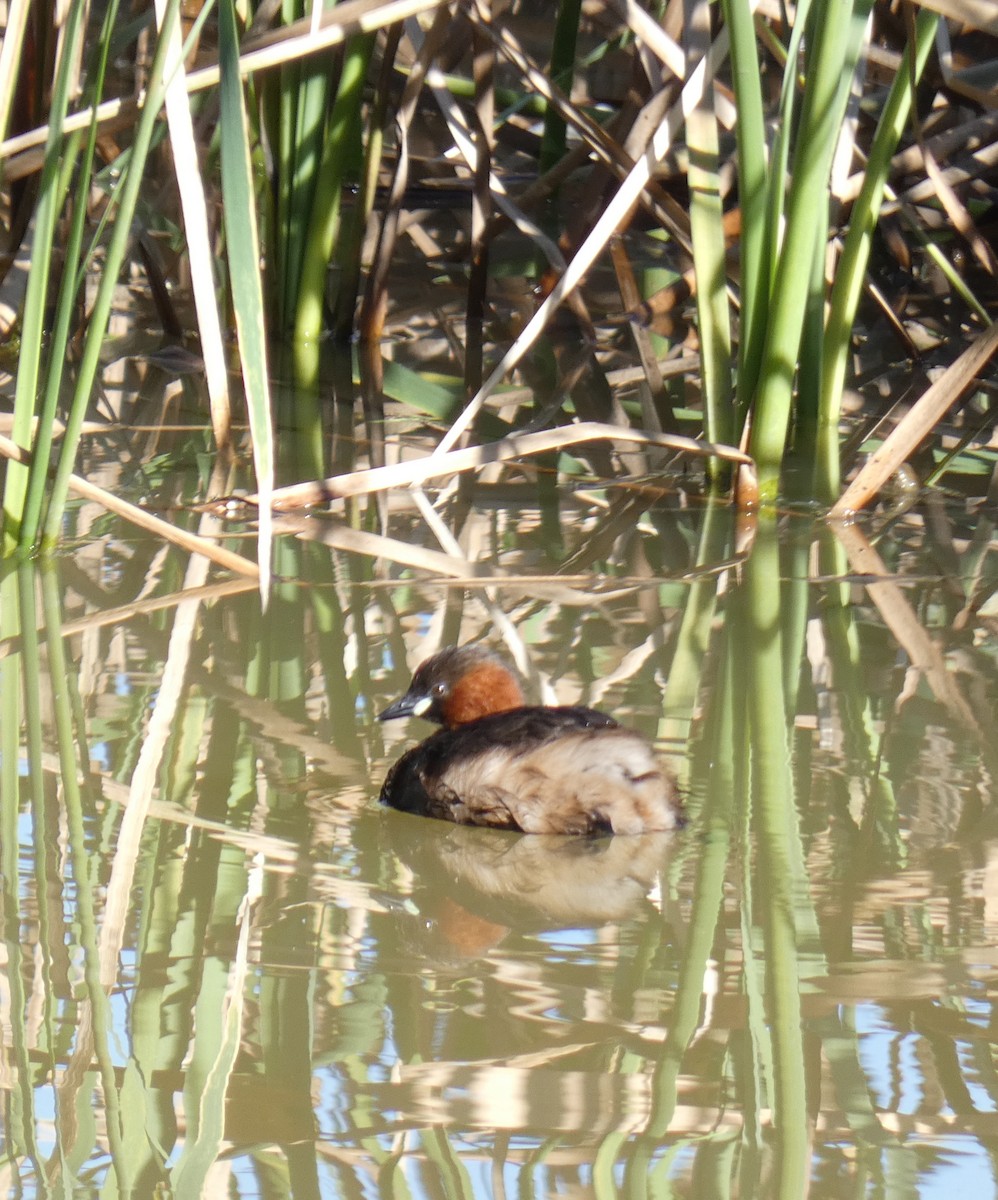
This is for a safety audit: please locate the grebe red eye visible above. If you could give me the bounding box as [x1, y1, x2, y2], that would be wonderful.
[432, 681, 447, 697]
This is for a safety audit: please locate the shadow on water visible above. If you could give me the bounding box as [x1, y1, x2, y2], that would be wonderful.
[2, 479, 998, 1198]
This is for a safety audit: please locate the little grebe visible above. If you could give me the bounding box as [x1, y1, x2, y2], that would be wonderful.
[378, 645, 681, 835]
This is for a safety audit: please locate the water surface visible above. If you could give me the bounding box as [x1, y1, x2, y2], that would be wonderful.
[2, 467, 996, 1199]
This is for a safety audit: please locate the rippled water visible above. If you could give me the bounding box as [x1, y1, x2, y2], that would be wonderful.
[1, 466, 996, 1198]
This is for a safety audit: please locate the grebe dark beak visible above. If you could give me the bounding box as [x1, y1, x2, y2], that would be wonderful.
[378, 690, 432, 722]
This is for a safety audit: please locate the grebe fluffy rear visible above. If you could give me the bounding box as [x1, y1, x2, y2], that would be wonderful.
[378, 645, 681, 836]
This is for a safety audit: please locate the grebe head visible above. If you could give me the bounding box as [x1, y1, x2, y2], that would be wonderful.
[378, 645, 525, 729]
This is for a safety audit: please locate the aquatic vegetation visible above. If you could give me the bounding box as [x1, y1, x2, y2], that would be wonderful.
[0, 0, 994, 548]
[0, 6, 996, 1193]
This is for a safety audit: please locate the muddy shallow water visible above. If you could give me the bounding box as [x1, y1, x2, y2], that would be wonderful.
[1, 438, 997, 1197]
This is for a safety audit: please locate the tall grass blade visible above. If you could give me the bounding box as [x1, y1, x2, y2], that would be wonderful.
[334, 25, 402, 341]
[466, 0, 495, 390]
[156, 0, 233, 452]
[790, 219, 831, 477]
[685, 0, 733, 450]
[2, 0, 87, 545]
[761, 0, 809, 307]
[900, 207, 991, 323]
[794, 0, 875, 474]
[19, 0, 121, 545]
[538, 0, 582, 175]
[625, 697, 736, 1187]
[18, 563, 69, 1184]
[39, 0, 181, 548]
[748, 0, 872, 500]
[719, 0, 767, 429]
[274, 39, 330, 336]
[816, 9, 939, 502]
[360, 7, 452, 341]
[294, 30, 376, 367]
[0, 0, 32, 144]
[218, 0, 275, 601]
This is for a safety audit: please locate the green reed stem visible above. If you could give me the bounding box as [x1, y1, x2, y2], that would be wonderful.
[623, 665, 737, 1192]
[815, 8, 940, 503]
[284, 56, 334, 334]
[720, 0, 768, 432]
[538, 0, 582, 175]
[20, 0, 122, 545]
[41, 0, 181, 547]
[821, 1006, 896, 1149]
[129, 847, 186, 1174]
[0, 569, 21, 882]
[908, 219, 990, 323]
[762, 0, 810, 306]
[725, 567, 770, 1196]
[172, 953, 234, 1188]
[1, 0, 87, 545]
[686, 0, 733, 451]
[749, 0, 868, 501]
[218, 0, 275, 589]
[334, 26, 399, 343]
[294, 32, 375, 362]
[776, 521, 810, 714]
[789, 219, 827, 477]
[270, 37, 300, 333]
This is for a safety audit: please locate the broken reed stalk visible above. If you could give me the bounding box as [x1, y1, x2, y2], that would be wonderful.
[831, 519, 985, 738]
[0, 432, 261, 578]
[430, 26, 731, 457]
[260, 420, 754, 510]
[830, 320, 998, 518]
[0, 0, 445, 165]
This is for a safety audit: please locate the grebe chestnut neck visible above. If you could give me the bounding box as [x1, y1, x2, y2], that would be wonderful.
[378, 645, 681, 836]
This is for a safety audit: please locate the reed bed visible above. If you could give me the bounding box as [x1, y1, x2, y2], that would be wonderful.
[0, 0, 995, 546]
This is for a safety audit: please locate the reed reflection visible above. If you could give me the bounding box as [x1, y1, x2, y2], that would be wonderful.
[0, 488, 996, 1197]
